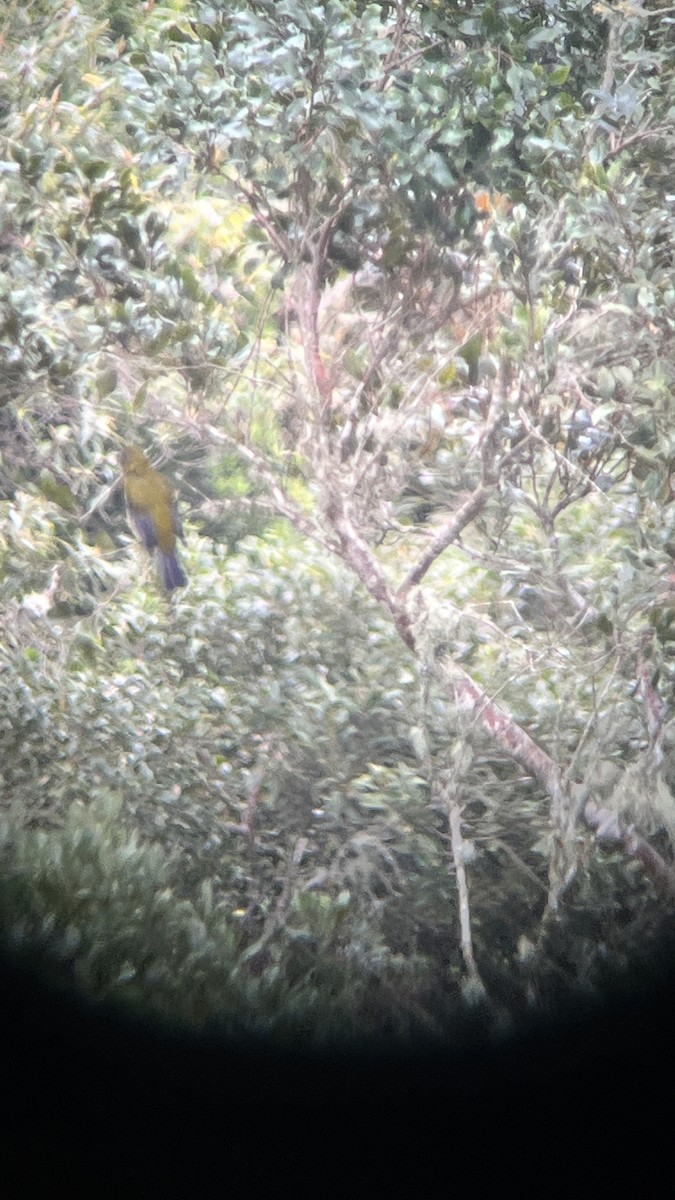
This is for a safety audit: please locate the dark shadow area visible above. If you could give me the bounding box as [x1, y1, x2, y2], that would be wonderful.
[2, 936, 674, 1186]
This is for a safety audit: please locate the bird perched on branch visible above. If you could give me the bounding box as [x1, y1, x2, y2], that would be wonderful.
[120, 445, 187, 592]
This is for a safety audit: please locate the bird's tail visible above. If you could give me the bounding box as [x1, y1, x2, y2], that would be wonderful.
[159, 550, 187, 591]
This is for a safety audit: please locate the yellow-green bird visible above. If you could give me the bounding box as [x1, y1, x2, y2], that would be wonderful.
[120, 446, 187, 591]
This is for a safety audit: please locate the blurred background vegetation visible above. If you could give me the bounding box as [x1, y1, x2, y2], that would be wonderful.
[1, 0, 675, 1048]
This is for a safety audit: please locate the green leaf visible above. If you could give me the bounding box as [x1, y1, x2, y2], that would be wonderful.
[549, 64, 571, 86]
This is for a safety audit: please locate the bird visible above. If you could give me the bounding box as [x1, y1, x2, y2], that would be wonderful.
[120, 445, 187, 591]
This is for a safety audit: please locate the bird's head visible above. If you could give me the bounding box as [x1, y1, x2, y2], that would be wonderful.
[120, 445, 150, 474]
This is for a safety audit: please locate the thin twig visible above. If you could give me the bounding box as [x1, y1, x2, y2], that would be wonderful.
[396, 483, 494, 596]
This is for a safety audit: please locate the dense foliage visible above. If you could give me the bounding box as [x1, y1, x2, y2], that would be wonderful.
[1, 0, 675, 1046]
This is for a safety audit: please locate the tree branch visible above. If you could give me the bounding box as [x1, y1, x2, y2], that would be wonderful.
[434, 655, 568, 816]
[583, 799, 675, 895]
[396, 482, 494, 596]
[396, 383, 509, 597]
[203, 423, 329, 547]
[325, 490, 416, 650]
[444, 778, 486, 998]
[319, 461, 674, 908]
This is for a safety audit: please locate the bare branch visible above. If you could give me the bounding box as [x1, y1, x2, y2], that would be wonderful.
[604, 124, 671, 162]
[444, 779, 486, 997]
[236, 179, 293, 262]
[203, 422, 329, 547]
[396, 380, 518, 596]
[435, 656, 568, 815]
[584, 799, 675, 895]
[296, 196, 355, 406]
[325, 490, 416, 649]
[396, 482, 494, 596]
[637, 637, 666, 763]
